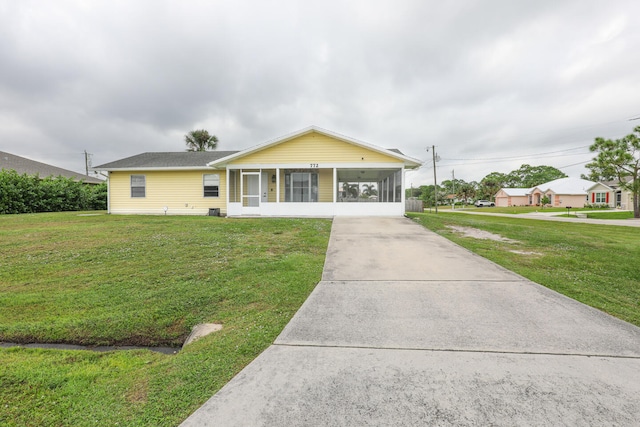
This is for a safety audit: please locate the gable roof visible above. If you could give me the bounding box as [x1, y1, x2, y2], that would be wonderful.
[587, 177, 634, 192]
[94, 151, 239, 171]
[499, 188, 530, 197]
[497, 177, 597, 198]
[533, 177, 596, 195]
[207, 126, 423, 169]
[0, 151, 104, 184]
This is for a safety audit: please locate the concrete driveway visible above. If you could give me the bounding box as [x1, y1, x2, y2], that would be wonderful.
[181, 217, 640, 426]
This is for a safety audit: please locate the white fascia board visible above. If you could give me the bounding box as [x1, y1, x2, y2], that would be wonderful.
[94, 166, 218, 172]
[587, 182, 614, 191]
[226, 162, 405, 170]
[207, 126, 423, 168]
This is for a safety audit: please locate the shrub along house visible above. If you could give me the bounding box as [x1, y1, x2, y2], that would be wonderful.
[94, 126, 422, 217]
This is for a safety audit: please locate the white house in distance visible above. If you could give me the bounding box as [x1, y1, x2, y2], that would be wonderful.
[494, 177, 596, 207]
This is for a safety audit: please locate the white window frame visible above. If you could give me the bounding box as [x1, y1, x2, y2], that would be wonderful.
[285, 171, 318, 202]
[131, 175, 146, 198]
[203, 174, 220, 198]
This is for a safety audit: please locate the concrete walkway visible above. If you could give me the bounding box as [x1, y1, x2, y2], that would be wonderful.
[181, 217, 640, 426]
[449, 208, 640, 227]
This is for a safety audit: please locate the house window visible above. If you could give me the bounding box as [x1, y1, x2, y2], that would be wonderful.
[285, 171, 318, 202]
[595, 192, 607, 203]
[203, 174, 220, 197]
[131, 175, 146, 198]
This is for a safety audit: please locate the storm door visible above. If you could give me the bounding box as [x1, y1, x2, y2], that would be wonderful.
[242, 172, 260, 214]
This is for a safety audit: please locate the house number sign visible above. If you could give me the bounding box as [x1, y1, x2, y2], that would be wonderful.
[310, 163, 319, 168]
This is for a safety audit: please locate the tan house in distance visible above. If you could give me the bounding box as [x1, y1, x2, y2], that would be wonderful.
[587, 179, 634, 209]
[94, 126, 422, 217]
[495, 177, 596, 207]
[493, 188, 529, 207]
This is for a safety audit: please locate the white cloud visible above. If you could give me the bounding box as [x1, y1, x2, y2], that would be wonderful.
[0, 0, 638, 181]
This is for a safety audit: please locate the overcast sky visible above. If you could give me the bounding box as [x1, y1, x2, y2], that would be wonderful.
[1, 0, 639, 185]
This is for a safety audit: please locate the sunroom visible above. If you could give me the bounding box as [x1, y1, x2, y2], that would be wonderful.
[224, 166, 405, 217]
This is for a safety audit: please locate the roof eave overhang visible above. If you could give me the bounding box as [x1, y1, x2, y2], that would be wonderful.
[587, 183, 615, 191]
[207, 126, 423, 169]
[94, 166, 219, 172]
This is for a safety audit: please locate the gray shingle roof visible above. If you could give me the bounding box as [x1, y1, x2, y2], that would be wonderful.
[94, 151, 240, 170]
[0, 151, 104, 184]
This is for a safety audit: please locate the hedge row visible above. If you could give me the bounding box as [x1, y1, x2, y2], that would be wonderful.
[0, 169, 107, 214]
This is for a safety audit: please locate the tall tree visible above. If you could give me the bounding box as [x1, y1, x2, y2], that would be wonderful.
[341, 182, 359, 198]
[440, 178, 466, 196]
[586, 126, 640, 218]
[185, 129, 218, 151]
[507, 164, 566, 188]
[479, 172, 508, 200]
[361, 184, 378, 197]
[418, 184, 442, 206]
[457, 181, 476, 206]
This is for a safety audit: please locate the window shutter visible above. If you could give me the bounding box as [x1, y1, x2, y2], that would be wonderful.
[606, 193, 609, 203]
[591, 193, 595, 203]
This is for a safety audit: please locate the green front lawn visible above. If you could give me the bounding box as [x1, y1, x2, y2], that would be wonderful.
[408, 212, 640, 328]
[584, 211, 635, 220]
[0, 212, 331, 426]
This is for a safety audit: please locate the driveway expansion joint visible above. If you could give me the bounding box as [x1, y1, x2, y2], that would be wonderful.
[272, 342, 640, 360]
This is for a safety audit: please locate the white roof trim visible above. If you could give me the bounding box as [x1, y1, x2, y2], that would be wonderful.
[207, 126, 423, 168]
[587, 182, 615, 191]
[98, 166, 221, 172]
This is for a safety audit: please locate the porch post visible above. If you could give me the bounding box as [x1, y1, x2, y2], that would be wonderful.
[401, 168, 406, 214]
[276, 167, 280, 203]
[333, 167, 337, 203]
[225, 167, 230, 213]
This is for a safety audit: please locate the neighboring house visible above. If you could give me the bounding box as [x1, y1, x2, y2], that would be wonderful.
[93, 126, 423, 217]
[494, 188, 529, 207]
[587, 178, 634, 209]
[0, 151, 104, 184]
[494, 177, 596, 208]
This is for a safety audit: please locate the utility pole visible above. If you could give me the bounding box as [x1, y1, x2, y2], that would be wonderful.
[452, 169, 455, 210]
[431, 145, 438, 213]
[84, 150, 91, 176]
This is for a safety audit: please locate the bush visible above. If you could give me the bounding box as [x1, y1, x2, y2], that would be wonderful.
[0, 169, 106, 214]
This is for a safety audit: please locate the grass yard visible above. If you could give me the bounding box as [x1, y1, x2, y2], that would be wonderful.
[0, 212, 331, 426]
[453, 205, 581, 214]
[408, 212, 640, 328]
[583, 211, 635, 220]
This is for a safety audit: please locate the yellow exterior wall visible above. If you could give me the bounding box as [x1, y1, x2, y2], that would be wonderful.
[230, 132, 402, 165]
[109, 170, 227, 214]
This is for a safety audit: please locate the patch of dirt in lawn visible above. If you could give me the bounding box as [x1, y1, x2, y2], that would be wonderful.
[447, 225, 519, 243]
[509, 250, 543, 256]
[446, 226, 543, 256]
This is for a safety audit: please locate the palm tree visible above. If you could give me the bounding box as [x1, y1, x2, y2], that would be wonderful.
[342, 182, 359, 198]
[185, 129, 218, 151]
[361, 184, 378, 197]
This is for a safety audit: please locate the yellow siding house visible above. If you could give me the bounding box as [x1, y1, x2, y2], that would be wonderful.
[94, 126, 422, 217]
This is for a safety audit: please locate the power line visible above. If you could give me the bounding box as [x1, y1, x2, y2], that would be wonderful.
[557, 160, 591, 168]
[445, 145, 590, 162]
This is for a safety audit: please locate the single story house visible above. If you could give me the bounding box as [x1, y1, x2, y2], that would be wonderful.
[93, 126, 423, 217]
[494, 177, 596, 207]
[493, 188, 529, 207]
[587, 178, 634, 209]
[0, 151, 104, 184]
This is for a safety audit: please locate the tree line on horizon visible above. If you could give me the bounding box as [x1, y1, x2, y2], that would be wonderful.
[408, 164, 567, 205]
[410, 126, 639, 218]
